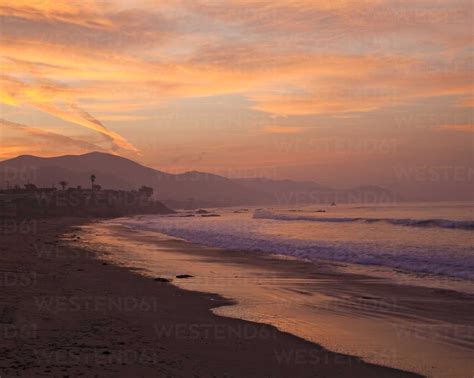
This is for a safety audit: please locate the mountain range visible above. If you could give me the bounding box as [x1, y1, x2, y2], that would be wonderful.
[0, 152, 397, 208]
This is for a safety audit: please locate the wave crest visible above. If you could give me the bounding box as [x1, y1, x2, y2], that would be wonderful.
[253, 210, 474, 230]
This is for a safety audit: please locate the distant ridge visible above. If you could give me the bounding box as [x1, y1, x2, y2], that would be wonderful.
[0, 152, 397, 208]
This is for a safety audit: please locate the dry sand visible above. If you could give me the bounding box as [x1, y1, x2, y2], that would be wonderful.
[0, 217, 426, 377]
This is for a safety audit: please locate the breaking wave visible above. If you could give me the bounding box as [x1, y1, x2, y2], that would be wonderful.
[253, 210, 474, 230]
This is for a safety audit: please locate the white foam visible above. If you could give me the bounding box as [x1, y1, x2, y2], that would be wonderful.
[254, 210, 474, 230]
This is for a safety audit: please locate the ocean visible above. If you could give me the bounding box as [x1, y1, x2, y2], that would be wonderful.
[110, 201, 473, 285]
[80, 201, 474, 377]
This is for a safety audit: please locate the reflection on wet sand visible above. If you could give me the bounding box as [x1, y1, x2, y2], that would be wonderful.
[78, 223, 474, 378]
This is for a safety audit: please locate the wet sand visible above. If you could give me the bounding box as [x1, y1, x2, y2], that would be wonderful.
[0, 218, 420, 377]
[78, 221, 474, 378]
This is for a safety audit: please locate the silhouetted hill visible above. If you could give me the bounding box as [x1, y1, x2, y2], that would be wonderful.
[0, 153, 270, 207]
[0, 152, 398, 207]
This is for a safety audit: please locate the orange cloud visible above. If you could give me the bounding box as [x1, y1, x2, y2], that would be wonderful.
[0, 0, 114, 29]
[36, 103, 139, 153]
[1, 10, 471, 118]
[0, 0, 472, 166]
[0, 145, 32, 159]
[0, 76, 139, 153]
[0, 118, 105, 151]
[97, 115, 152, 122]
[437, 124, 474, 133]
[262, 125, 306, 134]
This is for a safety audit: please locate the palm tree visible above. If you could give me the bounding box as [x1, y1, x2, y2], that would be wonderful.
[59, 181, 68, 190]
[90, 174, 96, 189]
[139, 186, 154, 198]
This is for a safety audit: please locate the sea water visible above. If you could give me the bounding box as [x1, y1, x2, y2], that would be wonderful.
[86, 201, 474, 377]
[110, 201, 473, 285]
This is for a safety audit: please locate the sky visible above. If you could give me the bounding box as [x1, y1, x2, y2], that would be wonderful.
[0, 0, 472, 197]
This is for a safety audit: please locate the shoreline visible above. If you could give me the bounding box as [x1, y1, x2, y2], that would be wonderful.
[78, 219, 473, 378]
[0, 217, 420, 377]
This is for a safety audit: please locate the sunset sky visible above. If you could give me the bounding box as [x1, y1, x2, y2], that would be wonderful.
[0, 0, 472, 194]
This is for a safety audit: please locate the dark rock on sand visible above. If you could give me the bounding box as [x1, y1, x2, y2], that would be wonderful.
[176, 274, 194, 279]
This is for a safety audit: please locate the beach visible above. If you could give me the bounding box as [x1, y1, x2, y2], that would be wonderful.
[1, 217, 472, 377]
[79, 219, 474, 378]
[0, 217, 422, 377]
